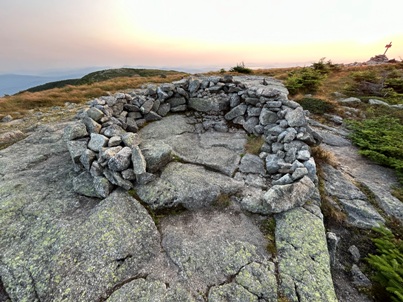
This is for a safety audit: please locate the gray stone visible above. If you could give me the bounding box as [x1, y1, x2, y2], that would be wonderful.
[339, 97, 361, 104]
[245, 97, 259, 105]
[1, 114, 13, 123]
[325, 114, 343, 125]
[291, 167, 308, 180]
[86, 107, 105, 121]
[168, 97, 186, 107]
[83, 116, 102, 134]
[125, 117, 139, 132]
[157, 87, 168, 100]
[79, 149, 96, 171]
[63, 122, 88, 140]
[276, 207, 337, 302]
[243, 117, 259, 134]
[157, 103, 171, 116]
[144, 111, 162, 122]
[263, 176, 316, 213]
[239, 187, 271, 214]
[108, 135, 122, 147]
[90, 161, 104, 177]
[327, 232, 339, 268]
[132, 146, 146, 175]
[224, 104, 247, 120]
[99, 146, 123, 163]
[140, 99, 154, 114]
[122, 132, 141, 148]
[121, 168, 136, 180]
[349, 245, 361, 263]
[135, 172, 156, 185]
[271, 142, 284, 153]
[303, 157, 318, 184]
[108, 147, 132, 172]
[170, 104, 187, 112]
[141, 141, 172, 173]
[103, 124, 126, 137]
[272, 174, 293, 185]
[230, 93, 241, 107]
[297, 149, 311, 161]
[123, 103, 140, 112]
[103, 169, 133, 190]
[285, 147, 298, 163]
[93, 176, 113, 198]
[266, 100, 282, 107]
[188, 79, 201, 94]
[189, 97, 229, 112]
[259, 108, 278, 125]
[88, 133, 109, 151]
[239, 154, 265, 174]
[351, 264, 372, 288]
[73, 171, 101, 198]
[67, 140, 88, 164]
[176, 87, 189, 98]
[285, 107, 306, 127]
[265, 154, 281, 174]
[339, 198, 385, 229]
[368, 98, 389, 106]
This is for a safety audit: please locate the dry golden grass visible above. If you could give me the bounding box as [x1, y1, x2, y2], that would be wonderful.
[245, 135, 265, 155]
[311, 146, 339, 168]
[0, 73, 186, 119]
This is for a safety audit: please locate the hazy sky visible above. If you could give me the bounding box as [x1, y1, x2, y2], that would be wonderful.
[1, 0, 402, 74]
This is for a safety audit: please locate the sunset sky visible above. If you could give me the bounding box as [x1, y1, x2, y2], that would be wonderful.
[1, 0, 402, 74]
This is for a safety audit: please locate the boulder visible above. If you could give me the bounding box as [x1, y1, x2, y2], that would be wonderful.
[239, 154, 265, 174]
[275, 207, 337, 302]
[63, 122, 88, 140]
[141, 141, 172, 173]
[108, 147, 132, 172]
[263, 176, 316, 213]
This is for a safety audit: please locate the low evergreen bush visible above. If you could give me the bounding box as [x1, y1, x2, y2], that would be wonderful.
[298, 97, 334, 114]
[285, 67, 325, 95]
[347, 116, 403, 184]
[229, 62, 253, 74]
[367, 227, 403, 302]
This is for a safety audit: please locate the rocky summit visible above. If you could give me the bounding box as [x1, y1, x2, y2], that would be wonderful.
[2, 74, 399, 301]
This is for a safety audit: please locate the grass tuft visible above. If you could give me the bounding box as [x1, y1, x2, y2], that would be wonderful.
[245, 135, 265, 155]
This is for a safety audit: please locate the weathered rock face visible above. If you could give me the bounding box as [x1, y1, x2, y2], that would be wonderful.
[0, 124, 160, 302]
[0, 76, 338, 302]
[322, 164, 385, 229]
[275, 207, 338, 302]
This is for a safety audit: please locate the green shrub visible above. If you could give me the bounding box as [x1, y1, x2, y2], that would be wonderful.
[298, 97, 334, 114]
[230, 62, 253, 74]
[347, 116, 403, 184]
[367, 227, 403, 302]
[311, 57, 340, 75]
[285, 67, 325, 95]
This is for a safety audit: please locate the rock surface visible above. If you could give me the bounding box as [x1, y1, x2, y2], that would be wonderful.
[0, 76, 344, 301]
